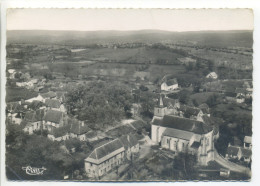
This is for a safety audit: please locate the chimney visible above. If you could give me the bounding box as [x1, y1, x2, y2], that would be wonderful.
[81, 121, 84, 127]
[127, 135, 130, 142]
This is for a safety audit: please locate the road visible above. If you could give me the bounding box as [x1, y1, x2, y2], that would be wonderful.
[214, 150, 251, 176]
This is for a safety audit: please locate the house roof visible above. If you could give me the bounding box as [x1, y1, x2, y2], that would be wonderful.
[162, 128, 194, 141]
[88, 138, 124, 160]
[41, 91, 56, 98]
[206, 72, 218, 78]
[119, 134, 139, 149]
[235, 88, 248, 94]
[45, 99, 61, 108]
[198, 103, 210, 114]
[44, 110, 64, 123]
[152, 115, 212, 134]
[244, 136, 252, 144]
[241, 148, 252, 158]
[7, 102, 24, 113]
[165, 78, 178, 86]
[69, 118, 90, 135]
[226, 146, 239, 156]
[49, 125, 70, 138]
[24, 109, 44, 122]
[179, 105, 202, 118]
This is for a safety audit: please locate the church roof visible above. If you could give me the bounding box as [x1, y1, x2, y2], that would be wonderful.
[152, 115, 212, 134]
[162, 128, 194, 140]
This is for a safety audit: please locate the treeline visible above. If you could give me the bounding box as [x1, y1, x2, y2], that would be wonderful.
[65, 82, 134, 129]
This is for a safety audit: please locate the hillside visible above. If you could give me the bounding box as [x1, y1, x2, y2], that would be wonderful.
[7, 30, 253, 48]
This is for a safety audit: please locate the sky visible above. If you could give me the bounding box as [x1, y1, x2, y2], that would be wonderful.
[7, 9, 253, 31]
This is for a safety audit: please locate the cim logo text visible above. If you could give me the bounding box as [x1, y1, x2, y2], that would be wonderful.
[22, 166, 47, 175]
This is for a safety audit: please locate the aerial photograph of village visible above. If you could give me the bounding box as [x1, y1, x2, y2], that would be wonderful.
[5, 9, 253, 181]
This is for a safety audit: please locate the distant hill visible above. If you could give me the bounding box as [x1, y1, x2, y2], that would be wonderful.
[7, 30, 253, 48]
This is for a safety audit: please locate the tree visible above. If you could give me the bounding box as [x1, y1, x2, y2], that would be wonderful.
[173, 152, 198, 180]
[206, 94, 220, 107]
[179, 90, 191, 104]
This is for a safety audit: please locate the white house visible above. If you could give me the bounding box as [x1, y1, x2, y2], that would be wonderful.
[23, 122, 41, 135]
[244, 136, 252, 149]
[161, 78, 178, 91]
[85, 139, 125, 178]
[206, 72, 218, 79]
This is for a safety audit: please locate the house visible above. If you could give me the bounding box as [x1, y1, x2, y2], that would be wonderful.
[119, 134, 140, 160]
[8, 69, 16, 79]
[162, 96, 180, 110]
[25, 95, 44, 103]
[179, 105, 204, 122]
[24, 109, 44, 124]
[23, 122, 41, 135]
[7, 113, 23, 125]
[225, 145, 239, 159]
[43, 110, 66, 129]
[41, 91, 57, 100]
[153, 95, 180, 117]
[206, 72, 218, 79]
[85, 138, 125, 178]
[69, 118, 91, 141]
[44, 99, 66, 112]
[226, 145, 252, 163]
[161, 78, 178, 92]
[198, 103, 210, 116]
[151, 105, 215, 165]
[244, 136, 252, 149]
[47, 125, 70, 141]
[6, 102, 26, 124]
[23, 109, 45, 134]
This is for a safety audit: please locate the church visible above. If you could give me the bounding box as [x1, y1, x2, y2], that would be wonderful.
[151, 96, 216, 165]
